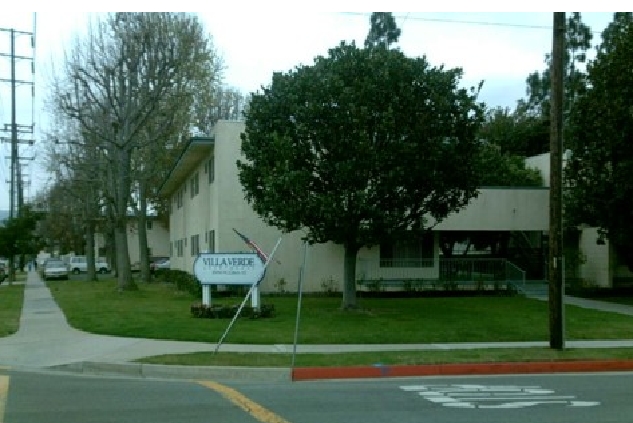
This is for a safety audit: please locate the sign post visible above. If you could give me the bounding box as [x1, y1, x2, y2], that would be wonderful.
[291, 239, 309, 368]
[213, 236, 282, 354]
[202, 285, 211, 306]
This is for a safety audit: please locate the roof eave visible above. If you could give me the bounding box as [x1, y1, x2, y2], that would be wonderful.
[158, 136, 215, 197]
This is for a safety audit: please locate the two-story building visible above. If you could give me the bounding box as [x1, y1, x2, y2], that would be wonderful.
[158, 120, 551, 293]
[93, 216, 170, 267]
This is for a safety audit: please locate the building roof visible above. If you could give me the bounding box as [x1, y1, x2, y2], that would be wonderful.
[158, 136, 215, 197]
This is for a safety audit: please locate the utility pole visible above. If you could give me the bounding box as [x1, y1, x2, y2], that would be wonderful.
[0, 19, 36, 283]
[549, 12, 566, 350]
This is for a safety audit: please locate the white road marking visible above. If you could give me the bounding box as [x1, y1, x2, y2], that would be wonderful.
[400, 384, 601, 409]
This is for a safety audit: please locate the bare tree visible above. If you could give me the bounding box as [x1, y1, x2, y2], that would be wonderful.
[49, 13, 221, 291]
[41, 118, 107, 282]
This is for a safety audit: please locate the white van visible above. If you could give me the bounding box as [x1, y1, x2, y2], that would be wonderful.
[68, 256, 87, 274]
[68, 256, 111, 274]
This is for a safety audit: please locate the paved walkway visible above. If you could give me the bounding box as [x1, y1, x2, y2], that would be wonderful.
[1, 271, 633, 371]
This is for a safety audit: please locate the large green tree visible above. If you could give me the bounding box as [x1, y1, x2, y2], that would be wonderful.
[522, 12, 593, 119]
[0, 205, 42, 284]
[506, 12, 594, 158]
[564, 12, 633, 270]
[477, 142, 542, 187]
[478, 106, 550, 157]
[238, 42, 485, 309]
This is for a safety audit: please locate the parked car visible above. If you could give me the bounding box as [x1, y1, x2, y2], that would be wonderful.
[155, 258, 170, 270]
[95, 259, 111, 274]
[43, 259, 69, 281]
[68, 256, 111, 275]
[68, 256, 88, 274]
[0, 264, 5, 283]
[150, 257, 170, 273]
[39, 258, 58, 277]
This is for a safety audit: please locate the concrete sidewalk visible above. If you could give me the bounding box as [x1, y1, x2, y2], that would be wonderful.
[1, 270, 633, 381]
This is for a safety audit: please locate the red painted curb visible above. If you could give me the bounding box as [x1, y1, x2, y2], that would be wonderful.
[291, 360, 633, 381]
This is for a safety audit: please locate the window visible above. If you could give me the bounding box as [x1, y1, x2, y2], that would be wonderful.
[190, 172, 199, 198]
[146, 220, 153, 230]
[208, 230, 215, 253]
[208, 158, 214, 183]
[380, 232, 434, 268]
[170, 241, 173, 257]
[177, 189, 183, 208]
[191, 234, 200, 256]
[176, 240, 184, 257]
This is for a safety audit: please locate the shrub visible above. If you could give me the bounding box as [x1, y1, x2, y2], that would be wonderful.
[156, 269, 201, 298]
[190, 302, 276, 319]
[320, 276, 340, 296]
[274, 277, 287, 293]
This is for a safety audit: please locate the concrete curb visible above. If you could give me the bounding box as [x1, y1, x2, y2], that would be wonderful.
[292, 360, 633, 381]
[50, 361, 291, 381]
[47, 359, 633, 382]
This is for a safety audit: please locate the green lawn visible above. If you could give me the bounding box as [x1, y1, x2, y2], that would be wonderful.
[47, 279, 633, 345]
[0, 284, 24, 337]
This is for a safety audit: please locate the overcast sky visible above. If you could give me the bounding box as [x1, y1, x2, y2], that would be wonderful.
[0, 8, 619, 211]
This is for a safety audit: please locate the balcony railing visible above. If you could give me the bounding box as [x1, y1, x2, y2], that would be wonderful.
[358, 257, 525, 291]
[379, 258, 434, 268]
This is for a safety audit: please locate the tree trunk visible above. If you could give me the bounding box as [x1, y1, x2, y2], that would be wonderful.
[8, 255, 15, 286]
[86, 218, 97, 281]
[114, 147, 135, 291]
[342, 243, 359, 310]
[105, 204, 117, 276]
[114, 219, 134, 290]
[137, 181, 150, 283]
[107, 228, 116, 276]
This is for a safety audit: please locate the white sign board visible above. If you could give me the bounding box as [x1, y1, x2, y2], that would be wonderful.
[193, 253, 265, 285]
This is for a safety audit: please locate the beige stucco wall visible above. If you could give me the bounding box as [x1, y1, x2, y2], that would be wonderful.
[168, 155, 218, 274]
[434, 188, 549, 232]
[212, 121, 347, 292]
[357, 235, 440, 282]
[93, 219, 169, 265]
[578, 227, 612, 287]
[126, 220, 170, 264]
[524, 151, 572, 188]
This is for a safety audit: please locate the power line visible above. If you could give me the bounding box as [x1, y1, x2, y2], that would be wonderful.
[339, 12, 604, 34]
[400, 12, 410, 27]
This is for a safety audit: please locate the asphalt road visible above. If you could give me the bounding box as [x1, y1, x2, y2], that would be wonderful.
[2, 370, 632, 423]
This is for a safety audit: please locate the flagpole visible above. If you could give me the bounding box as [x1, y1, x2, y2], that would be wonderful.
[291, 239, 309, 368]
[214, 236, 283, 354]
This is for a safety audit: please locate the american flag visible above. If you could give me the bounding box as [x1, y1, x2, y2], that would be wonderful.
[233, 228, 268, 263]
